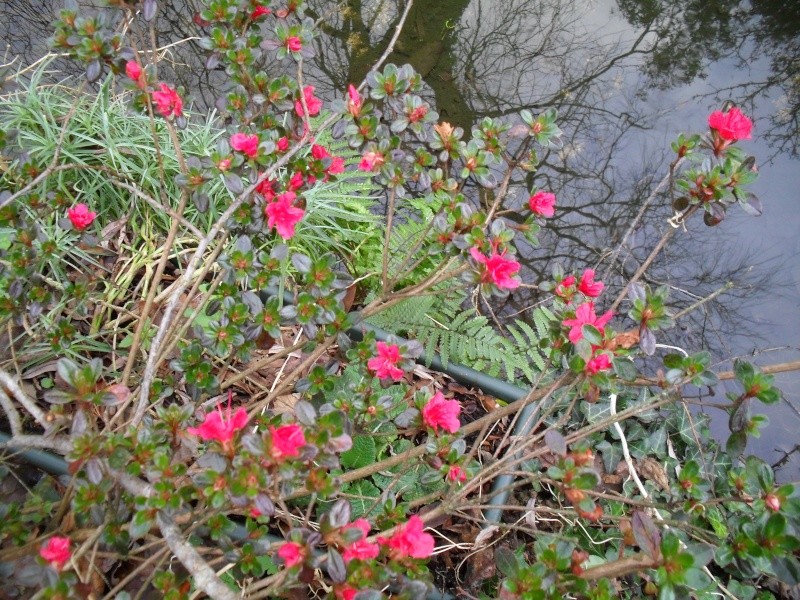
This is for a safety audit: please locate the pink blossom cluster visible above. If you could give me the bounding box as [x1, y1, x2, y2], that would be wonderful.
[422, 391, 461, 434]
[67, 203, 96, 231]
[39, 536, 71, 570]
[367, 341, 405, 381]
[470, 246, 521, 290]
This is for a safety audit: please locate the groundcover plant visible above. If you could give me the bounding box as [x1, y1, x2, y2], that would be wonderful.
[0, 1, 797, 599]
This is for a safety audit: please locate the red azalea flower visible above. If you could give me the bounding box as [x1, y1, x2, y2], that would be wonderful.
[422, 391, 461, 434]
[447, 465, 467, 483]
[528, 190, 556, 217]
[562, 302, 613, 344]
[251, 5, 271, 19]
[187, 400, 248, 448]
[39, 536, 71, 570]
[347, 84, 362, 118]
[152, 83, 183, 118]
[555, 274, 576, 300]
[336, 586, 359, 600]
[367, 341, 404, 381]
[358, 150, 385, 172]
[585, 353, 612, 374]
[285, 36, 302, 53]
[469, 247, 521, 290]
[311, 144, 329, 160]
[269, 423, 306, 460]
[256, 176, 278, 201]
[67, 203, 97, 230]
[295, 85, 322, 117]
[277, 541, 305, 567]
[342, 519, 379, 562]
[125, 60, 145, 88]
[276, 136, 289, 152]
[230, 133, 259, 158]
[577, 269, 604, 297]
[265, 191, 305, 239]
[708, 107, 752, 141]
[379, 515, 434, 559]
[327, 156, 345, 175]
[288, 171, 305, 191]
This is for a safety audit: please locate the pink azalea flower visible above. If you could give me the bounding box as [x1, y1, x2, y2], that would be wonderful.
[562, 302, 613, 344]
[311, 144, 330, 160]
[379, 515, 434, 559]
[422, 391, 461, 434]
[152, 83, 183, 118]
[295, 85, 322, 117]
[367, 341, 404, 381]
[217, 157, 231, 171]
[528, 191, 556, 217]
[276, 136, 290, 152]
[67, 203, 97, 231]
[585, 353, 612, 374]
[347, 84, 362, 118]
[448, 465, 467, 483]
[327, 156, 345, 175]
[285, 36, 302, 53]
[39, 536, 71, 570]
[269, 423, 306, 460]
[342, 518, 379, 562]
[336, 586, 359, 600]
[358, 150, 385, 172]
[230, 132, 260, 158]
[125, 60, 145, 88]
[555, 274, 576, 300]
[469, 247, 521, 290]
[288, 171, 305, 191]
[251, 5, 271, 19]
[187, 401, 248, 448]
[577, 269, 604, 298]
[256, 176, 278, 201]
[265, 191, 305, 240]
[708, 107, 752, 141]
[277, 541, 305, 567]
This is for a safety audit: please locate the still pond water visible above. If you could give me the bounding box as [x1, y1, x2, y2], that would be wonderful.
[1, 0, 799, 477]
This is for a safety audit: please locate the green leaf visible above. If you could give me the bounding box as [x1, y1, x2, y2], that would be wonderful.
[495, 546, 521, 578]
[345, 480, 381, 518]
[340, 435, 376, 469]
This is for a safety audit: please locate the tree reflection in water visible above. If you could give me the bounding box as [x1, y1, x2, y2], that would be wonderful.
[1, 0, 797, 476]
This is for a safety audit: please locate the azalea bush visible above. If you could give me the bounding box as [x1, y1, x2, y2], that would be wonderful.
[0, 1, 797, 600]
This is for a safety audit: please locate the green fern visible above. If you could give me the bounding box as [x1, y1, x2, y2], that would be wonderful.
[366, 289, 551, 384]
